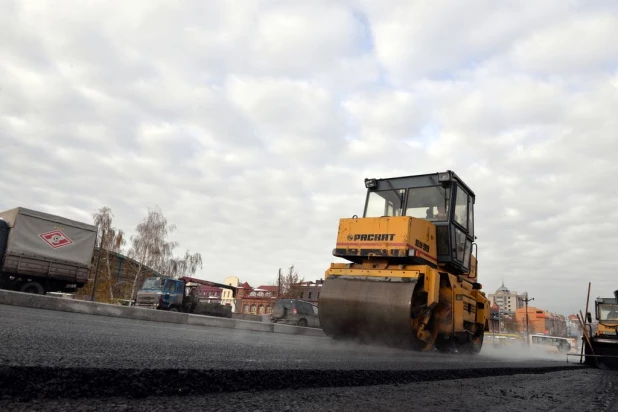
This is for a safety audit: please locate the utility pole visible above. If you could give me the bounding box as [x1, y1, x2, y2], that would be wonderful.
[277, 268, 282, 299]
[519, 292, 534, 344]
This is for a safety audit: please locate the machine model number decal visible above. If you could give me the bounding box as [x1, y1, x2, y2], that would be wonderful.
[415, 239, 430, 252]
[39, 229, 74, 249]
[348, 233, 396, 241]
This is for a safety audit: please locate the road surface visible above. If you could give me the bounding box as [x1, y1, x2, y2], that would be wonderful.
[2, 304, 613, 411]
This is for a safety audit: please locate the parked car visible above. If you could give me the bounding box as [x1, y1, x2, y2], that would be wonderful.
[271, 299, 320, 328]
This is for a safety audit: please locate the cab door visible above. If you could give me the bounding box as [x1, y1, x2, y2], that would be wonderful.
[162, 280, 175, 308]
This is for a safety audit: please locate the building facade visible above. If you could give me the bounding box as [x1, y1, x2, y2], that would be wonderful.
[293, 281, 323, 306]
[566, 314, 582, 337]
[488, 282, 525, 313]
[221, 276, 241, 312]
[237, 282, 277, 315]
[516, 306, 567, 337]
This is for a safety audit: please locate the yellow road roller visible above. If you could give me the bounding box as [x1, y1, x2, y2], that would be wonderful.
[318, 171, 489, 353]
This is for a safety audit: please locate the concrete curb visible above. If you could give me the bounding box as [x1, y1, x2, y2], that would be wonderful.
[0, 290, 326, 338]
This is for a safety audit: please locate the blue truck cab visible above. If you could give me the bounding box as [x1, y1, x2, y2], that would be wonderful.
[135, 277, 198, 312]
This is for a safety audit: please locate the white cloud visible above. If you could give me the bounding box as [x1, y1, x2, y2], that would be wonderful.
[508, 14, 618, 74]
[1, 0, 617, 316]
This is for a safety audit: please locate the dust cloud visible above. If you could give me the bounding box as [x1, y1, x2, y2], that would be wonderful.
[480, 343, 579, 363]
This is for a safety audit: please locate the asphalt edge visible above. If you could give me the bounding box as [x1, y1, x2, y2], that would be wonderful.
[0, 365, 586, 400]
[0, 289, 326, 338]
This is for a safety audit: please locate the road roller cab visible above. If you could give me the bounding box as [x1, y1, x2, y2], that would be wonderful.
[319, 171, 488, 353]
[333, 171, 477, 279]
[584, 290, 618, 368]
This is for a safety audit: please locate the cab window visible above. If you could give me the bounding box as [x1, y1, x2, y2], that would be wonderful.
[454, 185, 468, 229]
[405, 186, 449, 221]
[164, 280, 175, 292]
[365, 190, 404, 217]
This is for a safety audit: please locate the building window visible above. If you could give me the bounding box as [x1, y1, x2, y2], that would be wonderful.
[265, 292, 271, 297]
[267, 306, 272, 314]
[308, 292, 313, 300]
[243, 304, 249, 314]
[300, 292, 304, 299]
[258, 292, 264, 297]
[251, 304, 257, 313]
[259, 305, 265, 314]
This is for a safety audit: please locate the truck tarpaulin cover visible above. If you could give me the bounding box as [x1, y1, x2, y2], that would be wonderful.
[0, 207, 97, 267]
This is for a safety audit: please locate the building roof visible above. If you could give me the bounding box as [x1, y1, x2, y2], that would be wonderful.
[199, 285, 222, 292]
[240, 282, 252, 290]
[496, 281, 510, 294]
[257, 285, 278, 292]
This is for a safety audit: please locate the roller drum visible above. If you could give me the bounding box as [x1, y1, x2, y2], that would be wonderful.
[318, 277, 418, 348]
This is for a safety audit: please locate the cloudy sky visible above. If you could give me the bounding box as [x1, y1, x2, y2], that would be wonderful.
[2, 0, 617, 315]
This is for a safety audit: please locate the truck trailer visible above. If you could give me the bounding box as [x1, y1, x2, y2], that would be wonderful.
[0, 207, 97, 294]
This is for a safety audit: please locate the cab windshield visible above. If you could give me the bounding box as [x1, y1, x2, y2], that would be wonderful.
[365, 189, 404, 217]
[599, 303, 618, 322]
[141, 277, 164, 291]
[364, 186, 449, 221]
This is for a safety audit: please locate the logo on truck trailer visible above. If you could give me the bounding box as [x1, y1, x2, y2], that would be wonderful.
[39, 229, 74, 249]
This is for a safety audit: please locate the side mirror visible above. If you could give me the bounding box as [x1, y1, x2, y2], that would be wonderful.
[587, 312, 592, 323]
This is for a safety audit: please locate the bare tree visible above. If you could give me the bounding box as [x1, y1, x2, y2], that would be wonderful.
[278, 265, 304, 298]
[127, 205, 178, 301]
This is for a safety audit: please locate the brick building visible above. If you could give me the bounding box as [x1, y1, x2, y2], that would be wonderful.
[516, 306, 567, 337]
[236, 282, 277, 315]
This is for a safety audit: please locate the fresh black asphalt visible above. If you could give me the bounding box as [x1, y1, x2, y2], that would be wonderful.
[0, 304, 583, 400]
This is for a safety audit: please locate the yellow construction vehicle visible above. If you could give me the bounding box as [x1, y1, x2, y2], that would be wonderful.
[318, 171, 489, 353]
[584, 290, 618, 368]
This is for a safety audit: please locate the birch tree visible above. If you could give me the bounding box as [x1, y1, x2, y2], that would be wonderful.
[93, 207, 126, 301]
[127, 205, 178, 301]
[167, 250, 203, 279]
[79, 207, 126, 302]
